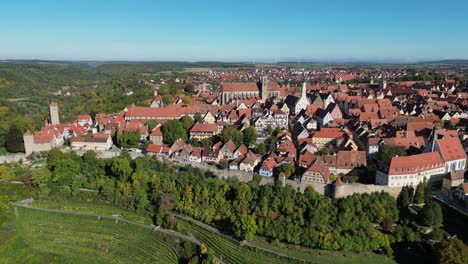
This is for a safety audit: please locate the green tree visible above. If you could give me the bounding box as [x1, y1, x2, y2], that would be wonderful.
[162, 94, 173, 106]
[31, 167, 52, 194]
[255, 143, 267, 155]
[278, 163, 295, 178]
[376, 144, 406, 165]
[0, 165, 12, 181]
[182, 96, 192, 105]
[162, 119, 187, 145]
[419, 199, 443, 227]
[110, 156, 132, 182]
[219, 127, 243, 147]
[5, 125, 24, 153]
[414, 182, 425, 205]
[193, 112, 203, 123]
[180, 115, 194, 131]
[232, 213, 257, 241]
[243, 126, 257, 146]
[437, 238, 468, 264]
[147, 120, 158, 131]
[184, 83, 194, 94]
[397, 186, 411, 209]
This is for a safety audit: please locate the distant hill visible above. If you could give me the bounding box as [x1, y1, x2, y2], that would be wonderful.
[420, 59, 468, 65]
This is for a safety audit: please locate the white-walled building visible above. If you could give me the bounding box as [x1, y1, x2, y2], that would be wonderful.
[376, 152, 445, 187]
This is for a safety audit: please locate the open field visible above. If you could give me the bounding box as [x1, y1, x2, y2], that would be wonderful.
[14, 205, 180, 264]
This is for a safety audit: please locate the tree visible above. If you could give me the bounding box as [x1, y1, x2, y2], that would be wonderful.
[232, 213, 257, 241]
[5, 125, 24, 153]
[193, 112, 203, 123]
[182, 96, 192, 105]
[180, 115, 194, 132]
[0, 165, 12, 181]
[162, 95, 173, 106]
[162, 119, 187, 145]
[376, 144, 406, 165]
[414, 181, 425, 205]
[184, 83, 194, 94]
[147, 120, 158, 131]
[419, 199, 443, 227]
[219, 127, 243, 147]
[437, 238, 468, 264]
[243, 126, 257, 146]
[278, 163, 295, 178]
[110, 157, 132, 182]
[397, 186, 411, 209]
[31, 167, 52, 194]
[255, 143, 267, 155]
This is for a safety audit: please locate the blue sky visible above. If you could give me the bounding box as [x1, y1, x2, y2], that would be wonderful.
[0, 0, 467, 62]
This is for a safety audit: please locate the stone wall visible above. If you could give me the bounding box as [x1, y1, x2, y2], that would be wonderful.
[0, 153, 27, 164]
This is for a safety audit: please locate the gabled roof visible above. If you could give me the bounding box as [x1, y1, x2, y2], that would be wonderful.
[388, 152, 444, 175]
[437, 137, 466, 162]
[306, 160, 330, 182]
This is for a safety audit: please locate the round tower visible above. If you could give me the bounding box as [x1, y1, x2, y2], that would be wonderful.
[333, 176, 344, 199]
[278, 172, 286, 187]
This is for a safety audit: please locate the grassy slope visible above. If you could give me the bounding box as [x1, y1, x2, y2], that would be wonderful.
[14, 206, 179, 264]
[0, 183, 72, 263]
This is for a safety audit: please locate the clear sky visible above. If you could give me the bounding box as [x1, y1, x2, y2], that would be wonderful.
[1, 0, 467, 62]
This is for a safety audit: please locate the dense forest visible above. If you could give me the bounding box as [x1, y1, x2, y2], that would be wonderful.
[1, 150, 466, 263]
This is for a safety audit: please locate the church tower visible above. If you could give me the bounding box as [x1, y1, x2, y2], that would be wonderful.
[301, 81, 307, 97]
[379, 78, 387, 89]
[261, 73, 268, 101]
[49, 101, 60, 125]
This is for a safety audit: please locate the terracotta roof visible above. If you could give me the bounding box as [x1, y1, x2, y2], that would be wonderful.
[261, 158, 277, 171]
[235, 145, 248, 156]
[336, 151, 366, 169]
[334, 176, 344, 186]
[33, 130, 56, 144]
[223, 140, 237, 152]
[147, 144, 170, 153]
[313, 130, 345, 139]
[221, 82, 259, 92]
[150, 127, 162, 136]
[190, 123, 218, 133]
[437, 137, 466, 162]
[306, 160, 330, 183]
[388, 152, 444, 175]
[125, 106, 183, 119]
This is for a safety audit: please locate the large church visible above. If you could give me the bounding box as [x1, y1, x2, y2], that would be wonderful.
[219, 75, 281, 105]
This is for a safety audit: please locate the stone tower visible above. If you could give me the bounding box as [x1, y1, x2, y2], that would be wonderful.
[261, 74, 268, 101]
[333, 176, 344, 199]
[49, 101, 60, 125]
[23, 130, 34, 155]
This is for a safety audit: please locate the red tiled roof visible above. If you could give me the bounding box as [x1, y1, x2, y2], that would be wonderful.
[336, 151, 366, 169]
[147, 144, 170, 153]
[388, 152, 444, 175]
[313, 130, 345, 139]
[190, 123, 218, 133]
[221, 82, 259, 92]
[307, 160, 330, 182]
[437, 137, 466, 162]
